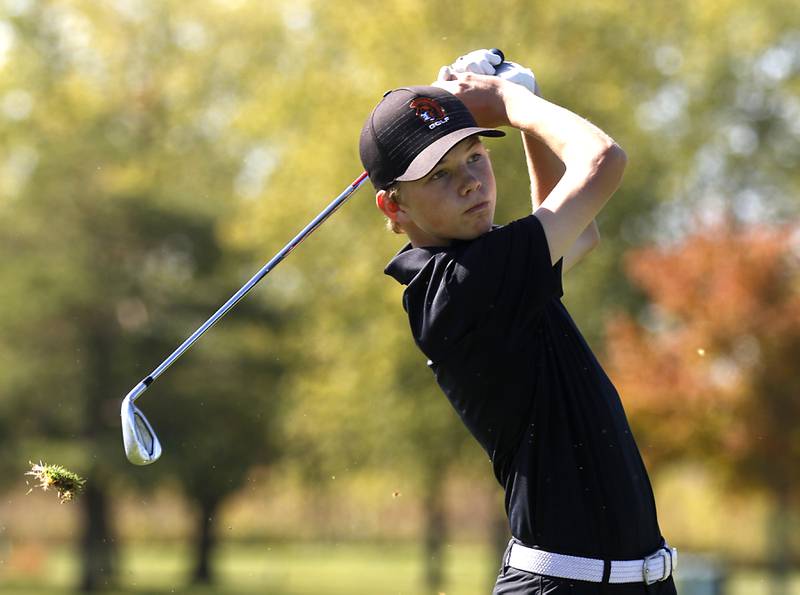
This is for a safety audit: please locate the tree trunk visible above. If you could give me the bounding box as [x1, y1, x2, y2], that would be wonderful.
[80, 474, 116, 592]
[192, 497, 219, 584]
[422, 467, 446, 593]
[81, 325, 117, 592]
[768, 484, 793, 595]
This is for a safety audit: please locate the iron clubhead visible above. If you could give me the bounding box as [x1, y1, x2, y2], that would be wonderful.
[121, 384, 162, 465]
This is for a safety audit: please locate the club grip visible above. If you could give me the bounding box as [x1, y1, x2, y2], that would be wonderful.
[490, 48, 505, 63]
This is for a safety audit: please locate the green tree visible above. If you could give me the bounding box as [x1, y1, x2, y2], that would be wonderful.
[3, 0, 798, 591]
[0, 1, 292, 588]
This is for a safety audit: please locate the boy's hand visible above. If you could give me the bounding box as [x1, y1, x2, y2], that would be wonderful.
[451, 48, 504, 75]
[434, 70, 523, 129]
[444, 49, 540, 96]
[495, 61, 540, 96]
[437, 49, 502, 92]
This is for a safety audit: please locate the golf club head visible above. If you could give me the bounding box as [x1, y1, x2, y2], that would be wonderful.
[121, 385, 162, 465]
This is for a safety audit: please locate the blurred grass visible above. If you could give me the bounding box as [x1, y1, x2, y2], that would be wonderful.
[0, 541, 496, 594]
[3, 464, 800, 594]
[2, 541, 800, 595]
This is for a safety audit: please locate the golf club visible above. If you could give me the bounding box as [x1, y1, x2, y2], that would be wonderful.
[121, 171, 370, 465]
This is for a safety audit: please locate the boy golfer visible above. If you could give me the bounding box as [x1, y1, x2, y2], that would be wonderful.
[359, 51, 677, 594]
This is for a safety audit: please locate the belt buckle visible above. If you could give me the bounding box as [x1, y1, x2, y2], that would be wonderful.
[643, 548, 672, 585]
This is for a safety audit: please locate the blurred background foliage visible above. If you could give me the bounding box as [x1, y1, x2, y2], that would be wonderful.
[0, 0, 798, 593]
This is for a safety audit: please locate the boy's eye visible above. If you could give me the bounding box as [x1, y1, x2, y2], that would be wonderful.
[430, 170, 447, 181]
[468, 152, 482, 163]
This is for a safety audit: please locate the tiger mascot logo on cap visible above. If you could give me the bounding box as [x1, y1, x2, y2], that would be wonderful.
[409, 98, 450, 130]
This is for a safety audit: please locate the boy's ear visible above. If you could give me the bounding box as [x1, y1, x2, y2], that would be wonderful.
[376, 190, 400, 219]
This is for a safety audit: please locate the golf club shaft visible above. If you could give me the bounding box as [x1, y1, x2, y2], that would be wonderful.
[130, 171, 370, 401]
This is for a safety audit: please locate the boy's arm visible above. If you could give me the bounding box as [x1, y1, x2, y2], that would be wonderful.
[435, 73, 626, 267]
[521, 132, 600, 272]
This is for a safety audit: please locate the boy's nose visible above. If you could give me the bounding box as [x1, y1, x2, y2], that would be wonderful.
[459, 169, 481, 196]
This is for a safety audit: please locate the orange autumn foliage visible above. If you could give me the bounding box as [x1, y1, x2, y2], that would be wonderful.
[605, 223, 800, 493]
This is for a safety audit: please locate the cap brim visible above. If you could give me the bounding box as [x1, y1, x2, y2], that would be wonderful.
[395, 127, 505, 183]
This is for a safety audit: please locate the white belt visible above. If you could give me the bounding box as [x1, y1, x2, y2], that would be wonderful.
[507, 541, 678, 585]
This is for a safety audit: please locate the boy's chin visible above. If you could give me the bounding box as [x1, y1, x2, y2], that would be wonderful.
[465, 221, 494, 239]
[453, 229, 491, 243]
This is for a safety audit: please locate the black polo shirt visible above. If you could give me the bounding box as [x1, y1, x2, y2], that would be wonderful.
[385, 214, 666, 560]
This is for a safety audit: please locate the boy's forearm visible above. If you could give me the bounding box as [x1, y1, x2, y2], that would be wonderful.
[522, 132, 602, 233]
[521, 131, 565, 208]
[502, 83, 619, 169]
[519, 96, 602, 267]
[563, 220, 600, 272]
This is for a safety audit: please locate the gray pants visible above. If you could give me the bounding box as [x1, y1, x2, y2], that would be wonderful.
[493, 540, 678, 595]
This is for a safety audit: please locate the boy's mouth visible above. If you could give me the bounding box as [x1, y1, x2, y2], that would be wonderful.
[464, 201, 490, 214]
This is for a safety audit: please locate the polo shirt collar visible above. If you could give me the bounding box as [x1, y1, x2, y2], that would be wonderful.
[384, 243, 449, 286]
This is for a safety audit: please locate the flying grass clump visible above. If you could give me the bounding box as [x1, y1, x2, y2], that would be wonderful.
[26, 461, 86, 503]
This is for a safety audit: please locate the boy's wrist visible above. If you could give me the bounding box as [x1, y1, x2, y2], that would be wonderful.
[501, 82, 544, 130]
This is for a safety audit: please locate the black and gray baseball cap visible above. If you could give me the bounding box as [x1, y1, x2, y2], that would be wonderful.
[359, 86, 505, 191]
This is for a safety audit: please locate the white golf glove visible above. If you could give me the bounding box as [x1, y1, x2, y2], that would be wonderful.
[452, 48, 503, 75]
[442, 48, 540, 96]
[495, 61, 539, 96]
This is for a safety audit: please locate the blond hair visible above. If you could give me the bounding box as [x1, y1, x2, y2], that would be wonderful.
[384, 184, 403, 234]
